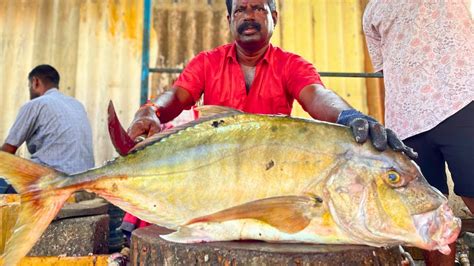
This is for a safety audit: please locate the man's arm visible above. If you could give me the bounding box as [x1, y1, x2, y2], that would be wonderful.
[2, 103, 37, 155]
[1, 143, 18, 154]
[298, 84, 351, 122]
[129, 51, 207, 141]
[127, 87, 195, 141]
[362, 2, 383, 73]
[298, 84, 417, 159]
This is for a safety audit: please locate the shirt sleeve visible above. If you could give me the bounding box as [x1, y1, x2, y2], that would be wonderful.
[4, 102, 40, 147]
[285, 55, 324, 99]
[173, 52, 206, 103]
[362, 2, 383, 72]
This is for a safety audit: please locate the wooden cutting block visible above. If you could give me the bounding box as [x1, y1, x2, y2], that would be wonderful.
[131, 225, 404, 265]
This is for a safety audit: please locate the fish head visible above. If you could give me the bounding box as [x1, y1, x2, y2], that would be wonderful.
[324, 148, 461, 254]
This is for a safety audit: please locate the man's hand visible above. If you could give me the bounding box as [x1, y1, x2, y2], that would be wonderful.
[336, 109, 418, 159]
[127, 106, 162, 142]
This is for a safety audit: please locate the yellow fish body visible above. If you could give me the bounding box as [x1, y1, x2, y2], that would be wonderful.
[0, 107, 460, 265]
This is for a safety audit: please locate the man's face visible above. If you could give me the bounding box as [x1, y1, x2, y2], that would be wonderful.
[228, 0, 277, 50]
[29, 77, 40, 100]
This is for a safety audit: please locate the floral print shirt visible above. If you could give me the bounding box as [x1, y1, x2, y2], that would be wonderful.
[363, 0, 473, 139]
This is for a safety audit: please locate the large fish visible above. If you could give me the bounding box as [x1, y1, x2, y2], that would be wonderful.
[0, 106, 460, 265]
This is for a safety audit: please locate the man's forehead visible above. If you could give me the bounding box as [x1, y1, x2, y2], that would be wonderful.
[233, 0, 267, 7]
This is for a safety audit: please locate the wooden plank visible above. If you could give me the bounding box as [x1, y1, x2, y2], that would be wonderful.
[0, 255, 109, 266]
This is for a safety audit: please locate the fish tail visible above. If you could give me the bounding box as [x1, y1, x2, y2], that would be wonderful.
[0, 151, 74, 266]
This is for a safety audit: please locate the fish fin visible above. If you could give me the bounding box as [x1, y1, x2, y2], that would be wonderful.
[185, 195, 324, 234]
[0, 151, 72, 266]
[160, 227, 216, 243]
[0, 151, 59, 193]
[107, 100, 136, 156]
[1, 192, 72, 266]
[194, 105, 243, 119]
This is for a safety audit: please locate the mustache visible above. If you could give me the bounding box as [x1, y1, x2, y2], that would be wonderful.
[237, 21, 262, 34]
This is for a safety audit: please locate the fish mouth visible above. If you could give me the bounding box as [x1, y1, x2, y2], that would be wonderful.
[413, 203, 461, 254]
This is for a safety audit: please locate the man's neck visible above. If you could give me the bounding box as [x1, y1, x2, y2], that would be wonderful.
[42, 87, 58, 95]
[235, 43, 269, 67]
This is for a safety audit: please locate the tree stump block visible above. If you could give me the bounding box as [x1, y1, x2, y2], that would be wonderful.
[28, 214, 110, 256]
[131, 225, 404, 265]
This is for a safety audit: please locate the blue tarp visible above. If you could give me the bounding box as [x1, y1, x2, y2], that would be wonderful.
[0, 178, 9, 193]
[0, 178, 15, 194]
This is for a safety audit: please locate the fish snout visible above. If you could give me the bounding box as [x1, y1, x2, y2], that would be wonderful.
[431, 204, 461, 245]
[413, 203, 461, 254]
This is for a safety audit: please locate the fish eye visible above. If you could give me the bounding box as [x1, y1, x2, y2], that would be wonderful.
[386, 170, 401, 184]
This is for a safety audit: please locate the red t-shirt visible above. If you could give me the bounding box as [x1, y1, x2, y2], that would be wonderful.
[173, 43, 323, 115]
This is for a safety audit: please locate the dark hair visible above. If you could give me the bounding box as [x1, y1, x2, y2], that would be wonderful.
[226, 0, 276, 16]
[28, 64, 60, 86]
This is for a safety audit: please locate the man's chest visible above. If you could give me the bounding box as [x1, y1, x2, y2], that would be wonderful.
[240, 65, 256, 93]
[202, 63, 292, 114]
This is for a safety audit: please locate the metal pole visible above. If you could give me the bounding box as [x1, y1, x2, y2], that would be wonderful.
[318, 72, 383, 78]
[140, 0, 152, 105]
[148, 67, 384, 78]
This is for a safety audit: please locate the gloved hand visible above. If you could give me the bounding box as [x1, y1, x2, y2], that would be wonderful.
[336, 109, 417, 159]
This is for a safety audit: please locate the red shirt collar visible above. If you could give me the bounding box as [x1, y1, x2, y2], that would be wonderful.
[227, 42, 272, 65]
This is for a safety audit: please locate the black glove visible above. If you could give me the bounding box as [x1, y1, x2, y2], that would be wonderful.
[336, 109, 417, 159]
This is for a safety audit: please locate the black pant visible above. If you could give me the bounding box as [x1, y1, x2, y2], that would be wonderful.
[404, 102, 474, 197]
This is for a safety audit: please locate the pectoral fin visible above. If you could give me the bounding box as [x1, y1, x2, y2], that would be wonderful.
[185, 195, 324, 234]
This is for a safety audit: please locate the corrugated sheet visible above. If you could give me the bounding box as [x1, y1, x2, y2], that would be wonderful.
[149, 0, 231, 97]
[0, 0, 382, 164]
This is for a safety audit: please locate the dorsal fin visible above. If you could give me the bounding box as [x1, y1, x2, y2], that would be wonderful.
[130, 106, 244, 152]
[194, 105, 243, 119]
[107, 101, 136, 156]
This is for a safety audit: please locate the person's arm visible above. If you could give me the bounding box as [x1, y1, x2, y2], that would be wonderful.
[2, 103, 37, 155]
[128, 52, 207, 141]
[362, 2, 383, 73]
[127, 87, 194, 141]
[298, 84, 351, 123]
[298, 84, 382, 145]
[1, 143, 18, 154]
[298, 84, 417, 159]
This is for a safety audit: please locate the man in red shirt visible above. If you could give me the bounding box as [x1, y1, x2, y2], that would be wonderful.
[121, 0, 415, 241]
[130, 0, 414, 156]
